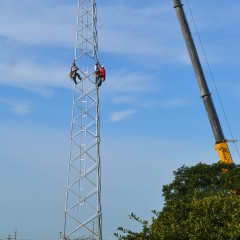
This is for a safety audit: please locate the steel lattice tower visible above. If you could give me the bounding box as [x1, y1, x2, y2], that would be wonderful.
[63, 0, 102, 239]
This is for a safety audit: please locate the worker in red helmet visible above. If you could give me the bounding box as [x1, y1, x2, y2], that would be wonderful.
[100, 66, 106, 82]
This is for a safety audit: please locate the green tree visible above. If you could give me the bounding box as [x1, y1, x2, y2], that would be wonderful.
[115, 163, 240, 240]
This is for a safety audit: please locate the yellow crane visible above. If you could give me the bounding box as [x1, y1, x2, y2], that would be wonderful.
[173, 0, 233, 164]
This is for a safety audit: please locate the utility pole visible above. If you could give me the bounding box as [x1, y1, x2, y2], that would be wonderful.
[14, 230, 17, 240]
[63, 0, 102, 239]
[173, 0, 233, 163]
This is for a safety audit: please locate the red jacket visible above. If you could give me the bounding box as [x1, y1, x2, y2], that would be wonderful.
[100, 67, 106, 76]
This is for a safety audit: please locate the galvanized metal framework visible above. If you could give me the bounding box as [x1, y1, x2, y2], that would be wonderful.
[63, 0, 102, 239]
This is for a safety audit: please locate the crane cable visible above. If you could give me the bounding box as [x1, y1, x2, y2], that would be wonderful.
[185, 0, 240, 160]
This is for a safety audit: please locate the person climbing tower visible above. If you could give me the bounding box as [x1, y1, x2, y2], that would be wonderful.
[94, 63, 106, 87]
[100, 66, 106, 82]
[69, 62, 82, 84]
[94, 62, 101, 84]
[94, 62, 101, 86]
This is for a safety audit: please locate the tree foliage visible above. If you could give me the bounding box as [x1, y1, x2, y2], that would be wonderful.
[115, 163, 240, 239]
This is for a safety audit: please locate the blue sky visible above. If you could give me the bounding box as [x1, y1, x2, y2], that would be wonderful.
[0, 0, 240, 239]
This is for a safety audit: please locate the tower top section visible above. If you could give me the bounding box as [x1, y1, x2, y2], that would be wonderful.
[75, 0, 98, 66]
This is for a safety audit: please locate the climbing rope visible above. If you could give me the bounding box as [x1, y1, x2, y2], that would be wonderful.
[185, 0, 240, 160]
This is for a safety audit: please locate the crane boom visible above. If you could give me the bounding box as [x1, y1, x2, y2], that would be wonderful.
[173, 0, 233, 164]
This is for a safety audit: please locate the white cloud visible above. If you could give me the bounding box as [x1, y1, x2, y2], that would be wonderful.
[98, 3, 181, 61]
[111, 94, 161, 111]
[0, 62, 160, 99]
[105, 72, 194, 112]
[104, 71, 165, 111]
[0, 1, 75, 47]
[111, 95, 193, 111]
[0, 61, 72, 95]
[0, 0, 239, 67]
[109, 109, 135, 122]
[159, 97, 192, 109]
[0, 97, 32, 116]
[112, 96, 133, 104]
[97, 1, 240, 66]
[104, 71, 159, 94]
